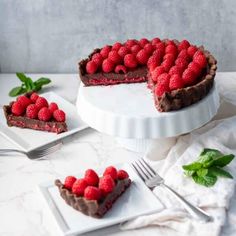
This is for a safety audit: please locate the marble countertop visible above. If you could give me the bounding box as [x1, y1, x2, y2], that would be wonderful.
[0, 73, 236, 236]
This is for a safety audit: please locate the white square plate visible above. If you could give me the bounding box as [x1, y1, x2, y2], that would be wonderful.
[38, 163, 163, 236]
[0, 92, 88, 151]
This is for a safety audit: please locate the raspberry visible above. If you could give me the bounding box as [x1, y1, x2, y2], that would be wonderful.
[136, 49, 149, 65]
[165, 44, 177, 56]
[193, 50, 204, 59]
[163, 53, 175, 62]
[92, 53, 103, 67]
[125, 39, 138, 49]
[182, 69, 196, 86]
[144, 43, 154, 55]
[124, 54, 138, 68]
[165, 39, 175, 45]
[157, 73, 170, 85]
[17, 95, 31, 108]
[103, 166, 118, 180]
[100, 45, 111, 59]
[115, 65, 127, 74]
[151, 37, 161, 45]
[193, 54, 207, 68]
[86, 60, 98, 74]
[188, 62, 202, 76]
[178, 49, 190, 61]
[49, 102, 58, 113]
[72, 178, 88, 196]
[26, 104, 38, 119]
[112, 42, 122, 51]
[169, 65, 183, 76]
[178, 39, 190, 51]
[108, 50, 122, 64]
[187, 45, 198, 57]
[155, 42, 165, 55]
[147, 55, 161, 71]
[118, 46, 130, 58]
[84, 186, 102, 201]
[84, 169, 99, 186]
[11, 101, 25, 116]
[139, 38, 149, 47]
[117, 170, 129, 180]
[130, 44, 142, 55]
[151, 66, 166, 82]
[102, 59, 115, 73]
[175, 57, 188, 71]
[53, 109, 66, 122]
[38, 107, 52, 121]
[64, 176, 77, 190]
[99, 175, 115, 195]
[162, 59, 173, 72]
[169, 74, 184, 90]
[152, 49, 164, 59]
[35, 97, 48, 109]
[30, 92, 39, 103]
[155, 83, 170, 97]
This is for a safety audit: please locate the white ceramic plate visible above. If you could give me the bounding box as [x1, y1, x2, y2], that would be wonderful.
[0, 92, 88, 151]
[38, 163, 163, 236]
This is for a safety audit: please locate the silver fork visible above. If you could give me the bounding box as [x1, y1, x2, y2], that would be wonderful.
[132, 158, 212, 222]
[0, 142, 62, 160]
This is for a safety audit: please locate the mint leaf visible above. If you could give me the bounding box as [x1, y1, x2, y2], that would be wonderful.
[212, 154, 234, 167]
[192, 173, 217, 187]
[184, 170, 195, 177]
[34, 78, 51, 87]
[197, 168, 208, 177]
[16, 73, 28, 83]
[182, 162, 202, 171]
[8, 86, 24, 97]
[208, 166, 233, 179]
[198, 148, 222, 163]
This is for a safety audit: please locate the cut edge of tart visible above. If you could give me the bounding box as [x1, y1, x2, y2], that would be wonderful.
[3, 93, 68, 134]
[78, 38, 217, 112]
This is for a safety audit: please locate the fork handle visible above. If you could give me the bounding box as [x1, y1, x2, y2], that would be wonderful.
[0, 149, 26, 154]
[161, 183, 212, 222]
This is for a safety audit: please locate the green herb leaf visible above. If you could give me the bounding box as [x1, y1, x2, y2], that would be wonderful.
[212, 154, 234, 167]
[197, 168, 208, 177]
[184, 170, 195, 177]
[16, 73, 28, 83]
[208, 166, 233, 179]
[182, 162, 202, 171]
[34, 77, 51, 87]
[34, 84, 42, 91]
[192, 173, 217, 187]
[198, 148, 222, 163]
[8, 86, 24, 97]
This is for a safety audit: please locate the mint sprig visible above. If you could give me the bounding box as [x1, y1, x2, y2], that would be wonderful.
[9, 73, 51, 97]
[182, 148, 234, 187]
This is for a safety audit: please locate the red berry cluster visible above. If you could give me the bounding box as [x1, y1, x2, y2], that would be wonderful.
[64, 166, 129, 201]
[11, 92, 66, 122]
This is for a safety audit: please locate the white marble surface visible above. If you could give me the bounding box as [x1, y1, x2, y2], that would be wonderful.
[0, 73, 236, 236]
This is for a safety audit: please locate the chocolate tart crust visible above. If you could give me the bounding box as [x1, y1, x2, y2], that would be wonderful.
[55, 178, 131, 218]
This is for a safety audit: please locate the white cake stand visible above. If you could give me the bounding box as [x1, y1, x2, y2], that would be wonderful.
[76, 83, 219, 153]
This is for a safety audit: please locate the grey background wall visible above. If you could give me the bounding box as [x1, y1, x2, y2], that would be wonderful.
[0, 0, 235, 73]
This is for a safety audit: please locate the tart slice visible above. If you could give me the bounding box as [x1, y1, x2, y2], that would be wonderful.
[55, 166, 131, 218]
[3, 92, 67, 134]
[78, 38, 217, 112]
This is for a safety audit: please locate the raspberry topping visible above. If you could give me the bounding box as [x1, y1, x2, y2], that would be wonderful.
[125, 39, 138, 49]
[102, 59, 115, 73]
[157, 73, 170, 85]
[118, 46, 130, 58]
[187, 46, 198, 57]
[139, 38, 149, 47]
[84, 186, 102, 201]
[130, 44, 142, 55]
[11, 101, 25, 116]
[151, 66, 166, 82]
[169, 65, 183, 76]
[155, 42, 165, 55]
[72, 178, 88, 196]
[117, 170, 129, 180]
[155, 82, 170, 97]
[136, 49, 149, 65]
[193, 54, 207, 68]
[53, 109, 66, 122]
[17, 95, 31, 108]
[178, 40, 190, 51]
[35, 97, 48, 109]
[182, 68, 196, 86]
[64, 176, 77, 190]
[112, 42, 122, 51]
[165, 44, 177, 56]
[99, 175, 115, 195]
[178, 49, 190, 61]
[26, 104, 38, 119]
[162, 59, 173, 72]
[103, 166, 118, 180]
[86, 61, 98, 74]
[144, 43, 154, 55]
[108, 50, 122, 65]
[38, 107, 52, 121]
[147, 55, 161, 72]
[49, 102, 59, 113]
[169, 74, 184, 90]
[115, 65, 127, 74]
[100, 45, 111, 59]
[175, 57, 189, 71]
[188, 62, 202, 76]
[30, 92, 39, 103]
[124, 54, 138, 68]
[163, 53, 176, 62]
[84, 169, 99, 186]
[151, 37, 161, 45]
[91, 53, 103, 67]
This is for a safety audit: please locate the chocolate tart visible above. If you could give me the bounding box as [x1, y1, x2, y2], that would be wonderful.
[3, 94, 67, 134]
[55, 178, 131, 218]
[78, 39, 217, 112]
